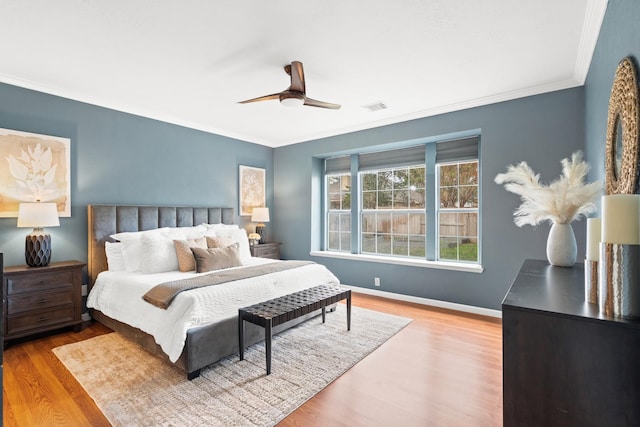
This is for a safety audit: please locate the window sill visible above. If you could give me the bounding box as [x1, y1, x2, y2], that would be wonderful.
[309, 251, 484, 273]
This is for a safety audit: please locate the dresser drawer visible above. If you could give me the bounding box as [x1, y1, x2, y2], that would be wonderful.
[256, 246, 279, 258]
[252, 243, 280, 259]
[7, 289, 74, 315]
[6, 271, 73, 295]
[7, 306, 75, 336]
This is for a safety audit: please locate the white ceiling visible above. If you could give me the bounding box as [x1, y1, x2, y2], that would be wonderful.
[1, 1, 608, 148]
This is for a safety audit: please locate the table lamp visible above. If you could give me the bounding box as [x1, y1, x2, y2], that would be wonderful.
[251, 207, 270, 244]
[17, 202, 60, 267]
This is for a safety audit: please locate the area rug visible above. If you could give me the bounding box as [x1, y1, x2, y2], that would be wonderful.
[53, 305, 411, 426]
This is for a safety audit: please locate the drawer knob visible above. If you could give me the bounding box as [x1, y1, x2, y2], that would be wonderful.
[38, 298, 48, 304]
[37, 316, 49, 322]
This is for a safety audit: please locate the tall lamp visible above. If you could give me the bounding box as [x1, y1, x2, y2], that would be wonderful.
[17, 202, 60, 267]
[251, 207, 270, 244]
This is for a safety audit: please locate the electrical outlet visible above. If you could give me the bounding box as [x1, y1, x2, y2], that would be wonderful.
[374, 277, 381, 287]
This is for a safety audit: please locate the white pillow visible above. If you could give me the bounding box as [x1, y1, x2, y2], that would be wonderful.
[167, 224, 208, 239]
[203, 223, 239, 232]
[105, 241, 126, 272]
[214, 228, 251, 264]
[139, 231, 186, 273]
[110, 228, 169, 272]
[110, 227, 169, 242]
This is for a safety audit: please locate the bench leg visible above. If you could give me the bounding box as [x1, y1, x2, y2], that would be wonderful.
[239, 314, 245, 361]
[347, 292, 351, 331]
[322, 306, 326, 323]
[265, 320, 272, 375]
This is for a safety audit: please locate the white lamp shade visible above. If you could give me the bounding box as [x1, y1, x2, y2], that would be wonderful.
[17, 202, 60, 228]
[251, 207, 270, 223]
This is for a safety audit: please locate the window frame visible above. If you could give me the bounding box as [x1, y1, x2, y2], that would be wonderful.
[359, 164, 427, 259]
[318, 136, 483, 273]
[436, 159, 480, 264]
[325, 172, 352, 253]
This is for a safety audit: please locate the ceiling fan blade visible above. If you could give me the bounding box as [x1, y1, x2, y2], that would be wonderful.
[238, 93, 281, 104]
[240, 61, 338, 109]
[288, 61, 306, 93]
[304, 97, 341, 110]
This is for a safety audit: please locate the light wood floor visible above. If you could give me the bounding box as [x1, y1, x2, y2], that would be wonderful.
[3, 293, 503, 426]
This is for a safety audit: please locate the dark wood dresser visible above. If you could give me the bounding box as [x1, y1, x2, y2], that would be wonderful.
[250, 242, 281, 260]
[3, 260, 85, 344]
[502, 259, 640, 426]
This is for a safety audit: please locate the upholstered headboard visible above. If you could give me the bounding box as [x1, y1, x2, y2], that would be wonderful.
[87, 205, 235, 286]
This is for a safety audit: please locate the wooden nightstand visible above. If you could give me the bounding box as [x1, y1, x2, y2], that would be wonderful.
[3, 260, 85, 344]
[250, 242, 281, 260]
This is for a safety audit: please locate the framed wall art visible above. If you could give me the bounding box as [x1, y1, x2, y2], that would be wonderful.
[239, 165, 265, 216]
[0, 128, 71, 217]
[604, 57, 639, 195]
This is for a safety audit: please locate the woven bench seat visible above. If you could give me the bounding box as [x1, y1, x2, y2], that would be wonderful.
[238, 284, 351, 374]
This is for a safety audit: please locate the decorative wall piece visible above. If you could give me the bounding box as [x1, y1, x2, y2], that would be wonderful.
[239, 165, 265, 216]
[605, 57, 639, 195]
[599, 57, 640, 318]
[0, 128, 71, 217]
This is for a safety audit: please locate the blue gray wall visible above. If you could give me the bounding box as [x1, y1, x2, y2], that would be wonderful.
[274, 88, 585, 310]
[585, 0, 639, 190]
[0, 83, 273, 268]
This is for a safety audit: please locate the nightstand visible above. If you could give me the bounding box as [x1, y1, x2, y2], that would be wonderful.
[250, 242, 281, 260]
[3, 260, 85, 344]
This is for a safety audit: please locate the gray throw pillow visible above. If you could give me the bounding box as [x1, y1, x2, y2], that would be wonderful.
[190, 243, 242, 273]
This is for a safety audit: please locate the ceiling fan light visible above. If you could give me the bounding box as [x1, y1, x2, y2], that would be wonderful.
[280, 93, 305, 107]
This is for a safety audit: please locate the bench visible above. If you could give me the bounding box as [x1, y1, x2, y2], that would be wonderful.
[238, 284, 351, 374]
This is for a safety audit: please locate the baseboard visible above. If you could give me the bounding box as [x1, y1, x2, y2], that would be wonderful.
[341, 284, 502, 319]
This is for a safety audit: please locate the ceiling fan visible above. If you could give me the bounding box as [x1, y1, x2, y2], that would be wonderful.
[239, 61, 341, 110]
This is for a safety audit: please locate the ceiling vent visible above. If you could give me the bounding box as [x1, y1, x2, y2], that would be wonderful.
[362, 102, 388, 112]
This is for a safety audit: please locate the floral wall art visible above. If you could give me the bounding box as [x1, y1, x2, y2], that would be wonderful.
[0, 128, 71, 217]
[239, 165, 265, 216]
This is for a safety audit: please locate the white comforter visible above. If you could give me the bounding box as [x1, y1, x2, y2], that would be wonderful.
[87, 257, 340, 362]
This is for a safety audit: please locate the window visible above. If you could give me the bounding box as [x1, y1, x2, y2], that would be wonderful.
[322, 135, 480, 267]
[361, 166, 426, 257]
[326, 173, 351, 252]
[438, 160, 479, 262]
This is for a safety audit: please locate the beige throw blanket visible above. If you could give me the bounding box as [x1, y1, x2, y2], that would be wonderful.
[143, 261, 315, 309]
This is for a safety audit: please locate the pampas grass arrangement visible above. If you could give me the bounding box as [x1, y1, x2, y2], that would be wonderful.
[495, 151, 602, 226]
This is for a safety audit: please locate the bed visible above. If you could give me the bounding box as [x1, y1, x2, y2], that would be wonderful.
[86, 204, 339, 379]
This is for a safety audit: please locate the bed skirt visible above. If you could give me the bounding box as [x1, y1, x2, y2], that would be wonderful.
[90, 305, 333, 379]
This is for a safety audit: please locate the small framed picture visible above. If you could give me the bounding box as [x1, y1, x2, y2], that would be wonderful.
[239, 165, 266, 216]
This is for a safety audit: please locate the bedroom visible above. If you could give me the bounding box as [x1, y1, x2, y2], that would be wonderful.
[1, 0, 638, 425]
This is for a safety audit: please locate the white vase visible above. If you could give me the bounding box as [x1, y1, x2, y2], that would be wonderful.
[546, 223, 577, 267]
